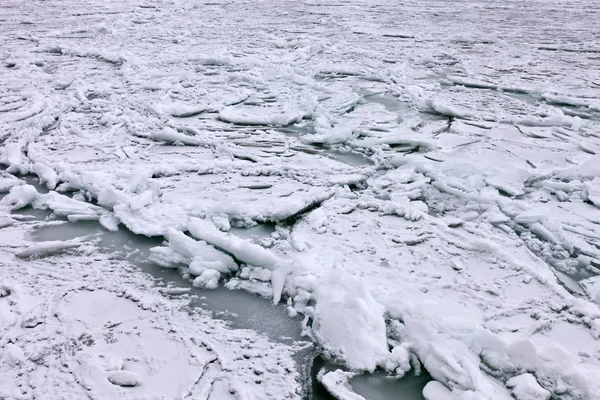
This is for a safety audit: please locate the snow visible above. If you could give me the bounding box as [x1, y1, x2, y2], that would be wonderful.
[0, 184, 39, 210]
[157, 228, 238, 274]
[192, 269, 221, 290]
[506, 374, 551, 400]
[0, 221, 302, 400]
[0, 143, 29, 175]
[0, 175, 21, 193]
[31, 162, 57, 190]
[219, 106, 308, 127]
[2, 0, 600, 398]
[16, 240, 82, 259]
[188, 218, 283, 270]
[312, 273, 389, 372]
[152, 126, 206, 147]
[423, 381, 455, 400]
[319, 370, 365, 400]
[106, 370, 143, 387]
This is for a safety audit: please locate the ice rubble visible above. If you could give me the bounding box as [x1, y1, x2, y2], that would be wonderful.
[2, 0, 600, 398]
[4, 146, 599, 398]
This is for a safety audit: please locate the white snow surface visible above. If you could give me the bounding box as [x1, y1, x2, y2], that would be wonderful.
[313, 273, 389, 372]
[2, 0, 600, 398]
[318, 370, 365, 400]
[507, 373, 551, 400]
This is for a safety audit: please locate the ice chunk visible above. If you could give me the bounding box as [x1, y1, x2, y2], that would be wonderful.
[34, 192, 103, 218]
[248, 267, 272, 282]
[113, 202, 189, 237]
[1, 343, 26, 367]
[97, 187, 131, 210]
[195, 54, 234, 66]
[506, 339, 538, 370]
[319, 370, 365, 400]
[211, 215, 231, 231]
[313, 273, 389, 372]
[165, 228, 237, 273]
[585, 177, 600, 207]
[107, 370, 142, 387]
[271, 265, 290, 305]
[423, 381, 454, 400]
[99, 213, 120, 232]
[0, 184, 39, 210]
[148, 246, 188, 267]
[386, 345, 411, 376]
[189, 254, 236, 275]
[152, 127, 205, 146]
[16, 240, 81, 258]
[32, 162, 58, 190]
[402, 301, 512, 398]
[158, 103, 207, 118]
[0, 175, 22, 193]
[0, 143, 29, 175]
[192, 269, 221, 289]
[219, 106, 306, 126]
[188, 218, 282, 270]
[506, 374, 550, 400]
[577, 155, 600, 179]
[357, 132, 437, 152]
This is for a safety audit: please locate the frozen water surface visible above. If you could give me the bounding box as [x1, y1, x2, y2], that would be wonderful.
[28, 206, 430, 399]
[2, 0, 600, 399]
[31, 216, 301, 340]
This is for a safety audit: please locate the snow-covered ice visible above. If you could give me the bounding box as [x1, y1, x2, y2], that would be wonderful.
[2, 0, 600, 398]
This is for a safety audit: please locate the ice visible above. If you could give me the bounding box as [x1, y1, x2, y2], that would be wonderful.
[99, 212, 120, 232]
[586, 177, 600, 207]
[31, 162, 57, 190]
[113, 202, 189, 236]
[219, 106, 308, 126]
[188, 218, 283, 270]
[506, 374, 551, 400]
[35, 191, 105, 218]
[106, 370, 142, 387]
[0, 184, 39, 210]
[159, 227, 238, 274]
[16, 240, 82, 259]
[0, 174, 22, 193]
[401, 301, 513, 398]
[319, 370, 366, 400]
[0, 218, 303, 399]
[152, 126, 207, 146]
[3, 0, 600, 398]
[423, 381, 454, 400]
[312, 273, 389, 372]
[192, 269, 221, 290]
[577, 154, 600, 179]
[0, 143, 29, 175]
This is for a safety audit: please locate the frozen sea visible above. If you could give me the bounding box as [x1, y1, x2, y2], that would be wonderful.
[1, 0, 600, 399]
